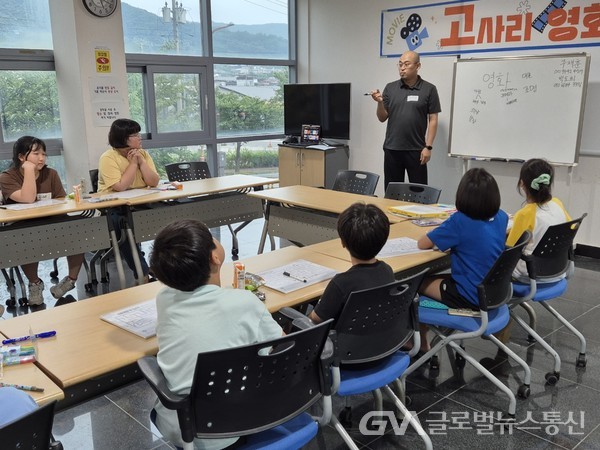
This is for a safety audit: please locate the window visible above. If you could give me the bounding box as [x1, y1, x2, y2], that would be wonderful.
[211, 0, 289, 59]
[216, 140, 278, 179]
[0, 1, 53, 50]
[122, 1, 294, 178]
[122, 0, 203, 56]
[215, 64, 287, 138]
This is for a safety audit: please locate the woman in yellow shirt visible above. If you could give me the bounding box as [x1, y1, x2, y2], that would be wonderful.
[98, 119, 160, 283]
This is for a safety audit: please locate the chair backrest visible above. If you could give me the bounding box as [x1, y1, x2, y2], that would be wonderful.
[332, 170, 379, 196]
[89, 168, 99, 193]
[385, 182, 441, 204]
[0, 400, 56, 449]
[477, 231, 531, 311]
[165, 161, 211, 182]
[186, 320, 333, 439]
[334, 269, 427, 365]
[528, 215, 586, 280]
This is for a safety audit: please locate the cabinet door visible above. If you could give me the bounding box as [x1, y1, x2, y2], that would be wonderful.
[300, 150, 325, 187]
[278, 147, 301, 186]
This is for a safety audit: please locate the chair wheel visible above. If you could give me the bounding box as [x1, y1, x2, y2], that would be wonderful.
[339, 406, 352, 427]
[545, 371, 559, 385]
[429, 355, 439, 371]
[517, 384, 531, 399]
[49, 270, 58, 278]
[576, 353, 587, 368]
[92, 279, 99, 285]
[85, 283, 93, 292]
[455, 353, 466, 369]
[101, 277, 109, 283]
[232, 248, 239, 256]
[5, 298, 17, 308]
[18, 297, 28, 306]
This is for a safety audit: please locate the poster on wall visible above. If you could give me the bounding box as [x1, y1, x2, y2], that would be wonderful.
[89, 75, 125, 126]
[381, 0, 600, 57]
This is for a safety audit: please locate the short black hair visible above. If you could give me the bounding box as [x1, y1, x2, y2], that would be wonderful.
[150, 219, 217, 292]
[12, 136, 46, 168]
[455, 168, 501, 220]
[518, 158, 554, 204]
[337, 203, 390, 260]
[108, 118, 141, 149]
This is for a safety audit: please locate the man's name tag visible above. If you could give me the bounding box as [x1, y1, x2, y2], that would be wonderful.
[407, 95, 419, 102]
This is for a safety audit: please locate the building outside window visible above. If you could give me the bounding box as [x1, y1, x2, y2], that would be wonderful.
[121, 0, 293, 179]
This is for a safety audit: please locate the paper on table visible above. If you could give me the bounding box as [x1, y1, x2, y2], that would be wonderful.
[388, 204, 455, 219]
[100, 299, 157, 339]
[111, 189, 157, 199]
[306, 144, 336, 150]
[257, 259, 338, 294]
[377, 237, 433, 258]
[0, 199, 67, 211]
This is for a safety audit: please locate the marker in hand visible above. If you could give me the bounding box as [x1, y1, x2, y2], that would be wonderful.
[283, 271, 307, 283]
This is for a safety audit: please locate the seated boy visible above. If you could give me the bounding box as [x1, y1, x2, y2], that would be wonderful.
[309, 203, 395, 324]
[149, 219, 283, 450]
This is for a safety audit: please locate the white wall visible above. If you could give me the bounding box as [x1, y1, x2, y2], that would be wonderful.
[298, 0, 600, 247]
[49, 0, 129, 188]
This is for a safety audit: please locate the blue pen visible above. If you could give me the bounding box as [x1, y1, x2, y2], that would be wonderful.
[2, 330, 56, 345]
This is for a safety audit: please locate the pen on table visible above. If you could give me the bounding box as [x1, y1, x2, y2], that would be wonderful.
[283, 271, 307, 283]
[2, 330, 57, 345]
[0, 382, 44, 393]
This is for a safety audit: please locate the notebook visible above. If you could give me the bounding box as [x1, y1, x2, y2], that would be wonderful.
[388, 204, 455, 219]
[301, 124, 321, 144]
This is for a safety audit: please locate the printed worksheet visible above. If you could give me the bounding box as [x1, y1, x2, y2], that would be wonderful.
[0, 199, 67, 210]
[101, 299, 157, 338]
[377, 237, 434, 258]
[258, 259, 338, 294]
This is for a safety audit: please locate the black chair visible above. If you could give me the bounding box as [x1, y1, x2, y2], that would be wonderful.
[385, 182, 442, 204]
[280, 269, 432, 449]
[332, 170, 379, 196]
[138, 320, 334, 450]
[89, 168, 99, 193]
[164, 161, 244, 257]
[402, 232, 532, 420]
[509, 214, 587, 385]
[165, 161, 211, 182]
[0, 400, 63, 449]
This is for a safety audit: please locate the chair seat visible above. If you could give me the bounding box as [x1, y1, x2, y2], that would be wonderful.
[419, 301, 510, 335]
[243, 412, 318, 450]
[512, 279, 567, 302]
[338, 351, 410, 396]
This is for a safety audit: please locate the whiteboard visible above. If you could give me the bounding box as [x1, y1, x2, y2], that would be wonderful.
[448, 53, 590, 165]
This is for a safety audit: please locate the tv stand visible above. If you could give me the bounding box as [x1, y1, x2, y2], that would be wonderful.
[278, 144, 349, 189]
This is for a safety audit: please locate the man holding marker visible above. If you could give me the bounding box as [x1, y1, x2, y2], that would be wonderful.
[369, 50, 441, 190]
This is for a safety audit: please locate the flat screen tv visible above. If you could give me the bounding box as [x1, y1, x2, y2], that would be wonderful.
[283, 83, 351, 140]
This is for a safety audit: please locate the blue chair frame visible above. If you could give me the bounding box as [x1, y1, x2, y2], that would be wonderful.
[402, 232, 532, 419]
[509, 214, 587, 385]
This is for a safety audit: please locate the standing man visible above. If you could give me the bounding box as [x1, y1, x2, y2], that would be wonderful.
[371, 50, 441, 190]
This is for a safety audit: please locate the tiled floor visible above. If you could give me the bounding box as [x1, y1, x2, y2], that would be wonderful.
[2, 220, 600, 449]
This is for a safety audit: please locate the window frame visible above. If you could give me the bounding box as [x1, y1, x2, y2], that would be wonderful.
[0, 49, 63, 159]
[124, 0, 297, 175]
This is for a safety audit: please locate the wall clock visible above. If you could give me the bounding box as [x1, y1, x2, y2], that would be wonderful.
[82, 0, 118, 18]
